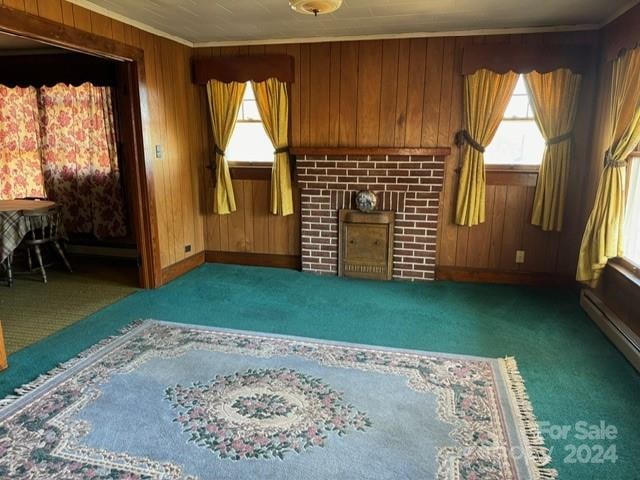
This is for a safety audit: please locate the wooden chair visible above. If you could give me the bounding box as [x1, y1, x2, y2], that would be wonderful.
[21, 206, 72, 283]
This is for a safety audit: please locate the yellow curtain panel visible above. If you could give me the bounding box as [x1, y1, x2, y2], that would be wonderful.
[206, 80, 246, 214]
[252, 78, 293, 216]
[455, 70, 518, 226]
[577, 47, 640, 284]
[525, 69, 582, 232]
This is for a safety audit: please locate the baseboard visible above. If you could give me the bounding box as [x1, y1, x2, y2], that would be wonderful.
[436, 266, 575, 287]
[205, 251, 301, 270]
[581, 289, 640, 372]
[161, 251, 205, 285]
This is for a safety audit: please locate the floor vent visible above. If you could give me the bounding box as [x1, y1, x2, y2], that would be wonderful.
[580, 289, 640, 372]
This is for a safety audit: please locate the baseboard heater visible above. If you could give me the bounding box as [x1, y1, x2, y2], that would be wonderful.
[66, 244, 138, 259]
[580, 289, 640, 372]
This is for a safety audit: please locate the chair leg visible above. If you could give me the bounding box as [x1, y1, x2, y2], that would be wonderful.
[6, 254, 13, 287]
[26, 248, 32, 272]
[33, 245, 47, 284]
[53, 241, 72, 272]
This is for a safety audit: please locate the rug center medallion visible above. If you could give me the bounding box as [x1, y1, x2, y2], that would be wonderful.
[165, 367, 372, 461]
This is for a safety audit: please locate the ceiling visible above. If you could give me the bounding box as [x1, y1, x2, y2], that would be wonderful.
[68, 0, 638, 46]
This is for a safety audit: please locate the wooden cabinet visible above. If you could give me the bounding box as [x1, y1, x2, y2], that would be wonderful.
[339, 210, 394, 280]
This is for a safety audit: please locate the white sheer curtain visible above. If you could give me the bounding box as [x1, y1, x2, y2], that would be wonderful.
[624, 158, 640, 265]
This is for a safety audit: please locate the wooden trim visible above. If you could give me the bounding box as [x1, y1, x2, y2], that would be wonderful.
[161, 251, 205, 284]
[205, 251, 301, 270]
[0, 6, 161, 289]
[290, 147, 451, 157]
[193, 55, 295, 84]
[462, 43, 593, 75]
[0, 5, 143, 62]
[229, 165, 272, 180]
[436, 266, 575, 287]
[610, 257, 640, 285]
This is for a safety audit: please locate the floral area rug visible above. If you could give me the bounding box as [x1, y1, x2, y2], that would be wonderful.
[0, 320, 556, 479]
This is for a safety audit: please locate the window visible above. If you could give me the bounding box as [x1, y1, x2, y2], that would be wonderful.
[485, 75, 546, 166]
[225, 82, 273, 164]
[623, 150, 640, 266]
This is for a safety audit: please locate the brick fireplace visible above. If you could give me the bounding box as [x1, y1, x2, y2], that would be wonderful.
[294, 148, 449, 280]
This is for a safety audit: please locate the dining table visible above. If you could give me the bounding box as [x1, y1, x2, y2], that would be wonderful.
[0, 199, 57, 286]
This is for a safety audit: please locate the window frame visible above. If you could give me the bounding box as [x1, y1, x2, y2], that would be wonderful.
[620, 149, 640, 270]
[226, 82, 274, 168]
[484, 74, 545, 168]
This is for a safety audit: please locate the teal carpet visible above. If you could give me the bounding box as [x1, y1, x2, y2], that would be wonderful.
[1, 264, 638, 479]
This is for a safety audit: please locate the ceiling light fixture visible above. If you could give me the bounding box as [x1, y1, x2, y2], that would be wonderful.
[289, 0, 343, 17]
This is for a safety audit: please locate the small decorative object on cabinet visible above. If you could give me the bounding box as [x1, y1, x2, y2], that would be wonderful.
[354, 190, 378, 213]
[339, 209, 394, 280]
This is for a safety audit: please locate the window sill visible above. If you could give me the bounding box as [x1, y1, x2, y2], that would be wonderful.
[610, 258, 640, 288]
[485, 164, 540, 173]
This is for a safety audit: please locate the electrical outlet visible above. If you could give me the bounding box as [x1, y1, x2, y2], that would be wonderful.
[185, 244, 191, 253]
[155, 145, 163, 159]
[515, 250, 525, 264]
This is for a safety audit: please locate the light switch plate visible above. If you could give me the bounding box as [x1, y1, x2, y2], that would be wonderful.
[155, 145, 163, 159]
[515, 250, 525, 264]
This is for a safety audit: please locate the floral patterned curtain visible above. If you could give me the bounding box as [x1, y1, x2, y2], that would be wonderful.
[38, 83, 127, 239]
[0, 85, 46, 200]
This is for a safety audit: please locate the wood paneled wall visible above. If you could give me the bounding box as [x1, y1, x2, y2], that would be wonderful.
[196, 30, 599, 277]
[204, 179, 300, 256]
[1, 0, 207, 270]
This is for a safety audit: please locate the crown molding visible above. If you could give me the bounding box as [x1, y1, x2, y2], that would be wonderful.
[194, 24, 599, 48]
[63, 0, 637, 49]
[63, 0, 194, 47]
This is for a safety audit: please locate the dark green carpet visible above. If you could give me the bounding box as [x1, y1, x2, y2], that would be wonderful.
[1, 264, 638, 479]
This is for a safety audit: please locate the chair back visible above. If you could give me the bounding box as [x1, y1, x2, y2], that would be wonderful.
[23, 206, 64, 244]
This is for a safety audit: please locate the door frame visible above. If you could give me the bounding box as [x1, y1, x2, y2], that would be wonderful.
[0, 5, 162, 288]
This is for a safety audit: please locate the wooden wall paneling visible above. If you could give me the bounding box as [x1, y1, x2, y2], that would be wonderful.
[338, 42, 359, 146]
[487, 185, 507, 269]
[498, 185, 527, 270]
[465, 185, 494, 268]
[23, 0, 36, 14]
[227, 180, 247, 251]
[404, 39, 427, 146]
[298, 43, 311, 145]
[393, 40, 410, 147]
[421, 37, 444, 147]
[2, 0, 26, 11]
[328, 42, 342, 146]
[35, 0, 62, 22]
[308, 43, 331, 146]
[70, 4, 91, 32]
[378, 39, 399, 147]
[437, 36, 465, 267]
[356, 40, 383, 146]
[436, 38, 456, 146]
[251, 180, 270, 254]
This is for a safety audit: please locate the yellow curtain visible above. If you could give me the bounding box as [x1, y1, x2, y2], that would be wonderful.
[525, 69, 582, 232]
[206, 80, 246, 214]
[455, 70, 518, 226]
[577, 47, 640, 283]
[251, 78, 293, 216]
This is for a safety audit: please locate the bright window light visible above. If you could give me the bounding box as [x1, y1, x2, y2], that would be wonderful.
[226, 83, 274, 164]
[485, 75, 546, 166]
[623, 157, 640, 266]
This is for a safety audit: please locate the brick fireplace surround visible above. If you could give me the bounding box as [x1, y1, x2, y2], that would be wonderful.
[293, 148, 450, 281]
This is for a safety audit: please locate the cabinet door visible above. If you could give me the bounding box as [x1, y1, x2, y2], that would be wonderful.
[343, 223, 389, 264]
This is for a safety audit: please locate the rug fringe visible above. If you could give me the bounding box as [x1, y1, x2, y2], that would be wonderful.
[502, 357, 558, 480]
[0, 320, 147, 410]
